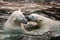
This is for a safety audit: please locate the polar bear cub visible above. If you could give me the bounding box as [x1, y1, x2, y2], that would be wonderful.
[2, 10, 28, 40]
[27, 14, 60, 35]
[28, 14, 55, 28]
[4, 10, 28, 32]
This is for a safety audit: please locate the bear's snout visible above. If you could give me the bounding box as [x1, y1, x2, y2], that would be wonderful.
[26, 16, 31, 21]
[23, 19, 28, 24]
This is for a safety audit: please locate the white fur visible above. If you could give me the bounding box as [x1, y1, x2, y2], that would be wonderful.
[4, 10, 27, 32]
[28, 14, 60, 35]
[2, 10, 28, 39]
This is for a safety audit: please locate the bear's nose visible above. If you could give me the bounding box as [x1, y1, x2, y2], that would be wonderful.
[25, 21, 27, 24]
[23, 19, 28, 24]
[26, 16, 31, 21]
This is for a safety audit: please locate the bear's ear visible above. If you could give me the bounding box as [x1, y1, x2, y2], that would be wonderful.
[13, 17, 16, 21]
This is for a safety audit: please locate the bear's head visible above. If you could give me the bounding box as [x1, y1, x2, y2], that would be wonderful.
[28, 14, 43, 22]
[13, 10, 28, 24]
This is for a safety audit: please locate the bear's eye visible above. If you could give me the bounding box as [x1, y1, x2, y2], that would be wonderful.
[32, 16, 34, 18]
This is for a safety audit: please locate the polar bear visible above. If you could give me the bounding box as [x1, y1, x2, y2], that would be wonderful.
[27, 14, 60, 35]
[3, 10, 28, 33]
[2, 10, 28, 39]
